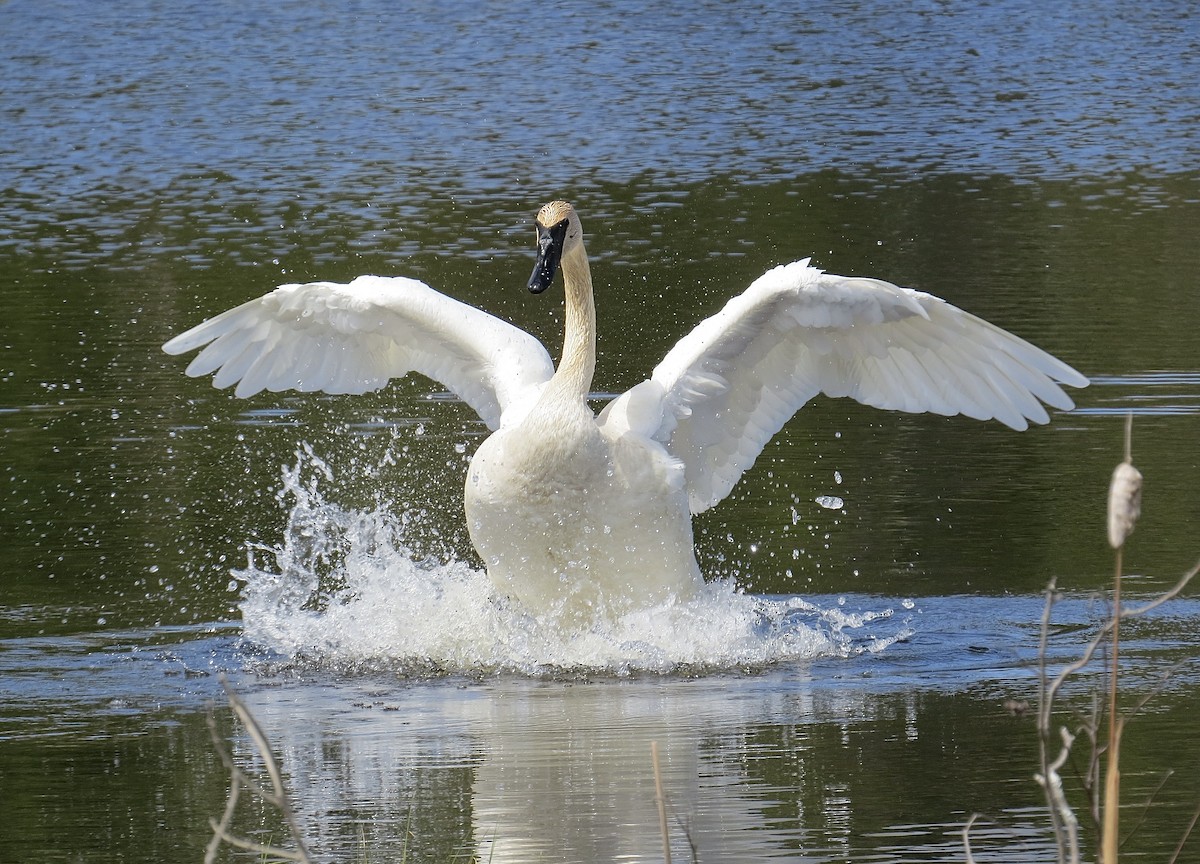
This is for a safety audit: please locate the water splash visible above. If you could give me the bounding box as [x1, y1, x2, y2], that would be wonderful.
[237, 446, 909, 675]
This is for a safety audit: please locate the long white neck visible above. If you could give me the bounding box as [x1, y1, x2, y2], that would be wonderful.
[551, 243, 597, 400]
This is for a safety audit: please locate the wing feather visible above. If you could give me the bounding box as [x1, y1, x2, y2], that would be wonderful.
[601, 260, 1088, 514]
[163, 275, 555, 429]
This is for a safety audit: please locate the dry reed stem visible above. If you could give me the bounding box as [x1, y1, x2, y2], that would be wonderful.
[1101, 714, 1122, 864]
[651, 740, 672, 864]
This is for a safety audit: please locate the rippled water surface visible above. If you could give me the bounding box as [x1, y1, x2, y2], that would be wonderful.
[2, 1, 1199, 862]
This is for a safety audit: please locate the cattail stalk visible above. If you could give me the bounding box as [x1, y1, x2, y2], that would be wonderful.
[1102, 413, 1142, 864]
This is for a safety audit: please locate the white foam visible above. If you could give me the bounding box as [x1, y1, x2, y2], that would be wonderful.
[236, 447, 909, 675]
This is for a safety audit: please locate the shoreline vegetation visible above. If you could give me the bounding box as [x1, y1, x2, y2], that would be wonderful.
[967, 415, 1198, 864]
[205, 417, 1197, 864]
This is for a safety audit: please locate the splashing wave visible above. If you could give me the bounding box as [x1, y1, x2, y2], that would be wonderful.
[236, 447, 909, 675]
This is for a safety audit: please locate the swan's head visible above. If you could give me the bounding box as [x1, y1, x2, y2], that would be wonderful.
[528, 200, 583, 294]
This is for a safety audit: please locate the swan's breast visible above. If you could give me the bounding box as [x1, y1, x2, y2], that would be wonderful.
[466, 404, 610, 507]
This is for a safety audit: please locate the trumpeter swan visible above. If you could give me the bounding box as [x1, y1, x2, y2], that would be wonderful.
[163, 200, 1087, 623]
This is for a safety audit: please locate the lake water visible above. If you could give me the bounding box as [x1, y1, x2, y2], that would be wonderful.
[2, 1, 1199, 862]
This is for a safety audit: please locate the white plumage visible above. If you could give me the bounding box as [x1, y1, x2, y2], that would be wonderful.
[163, 201, 1087, 623]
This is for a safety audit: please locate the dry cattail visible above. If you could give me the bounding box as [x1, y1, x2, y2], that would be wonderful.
[1107, 460, 1142, 550]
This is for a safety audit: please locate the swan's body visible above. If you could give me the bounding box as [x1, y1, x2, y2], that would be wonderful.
[163, 201, 1088, 623]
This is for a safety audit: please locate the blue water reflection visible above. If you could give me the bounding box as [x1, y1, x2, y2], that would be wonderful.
[4, 0, 1197, 201]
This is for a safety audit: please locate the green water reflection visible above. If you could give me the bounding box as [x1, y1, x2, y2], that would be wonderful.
[2, 169, 1198, 863]
[4, 172, 1198, 628]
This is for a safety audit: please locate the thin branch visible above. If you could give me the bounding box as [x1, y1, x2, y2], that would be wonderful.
[208, 821, 311, 861]
[1035, 557, 1199, 864]
[1168, 800, 1200, 864]
[673, 811, 699, 864]
[1039, 558, 1200, 736]
[205, 675, 316, 864]
[1126, 660, 1190, 721]
[962, 813, 979, 864]
[1036, 579, 1072, 864]
[1120, 769, 1175, 850]
[1035, 726, 1082, 864]
[203, 761, 241, 864]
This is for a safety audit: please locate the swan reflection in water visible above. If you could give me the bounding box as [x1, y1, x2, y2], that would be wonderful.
[232, 675, 839, 863]
[163, 201, 1087, 624]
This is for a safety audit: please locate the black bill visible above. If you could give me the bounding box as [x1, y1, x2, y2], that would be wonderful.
[528, 218, 569, 294]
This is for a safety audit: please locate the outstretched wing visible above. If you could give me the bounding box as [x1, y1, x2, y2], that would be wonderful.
[599, 260, 1088, 514]
[162, 275, 555, 430]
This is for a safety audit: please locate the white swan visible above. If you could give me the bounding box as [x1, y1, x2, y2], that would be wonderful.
[163, 200, 1088, 623]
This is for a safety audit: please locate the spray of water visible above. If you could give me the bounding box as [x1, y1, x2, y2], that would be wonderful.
[236, 444, 908, 675]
